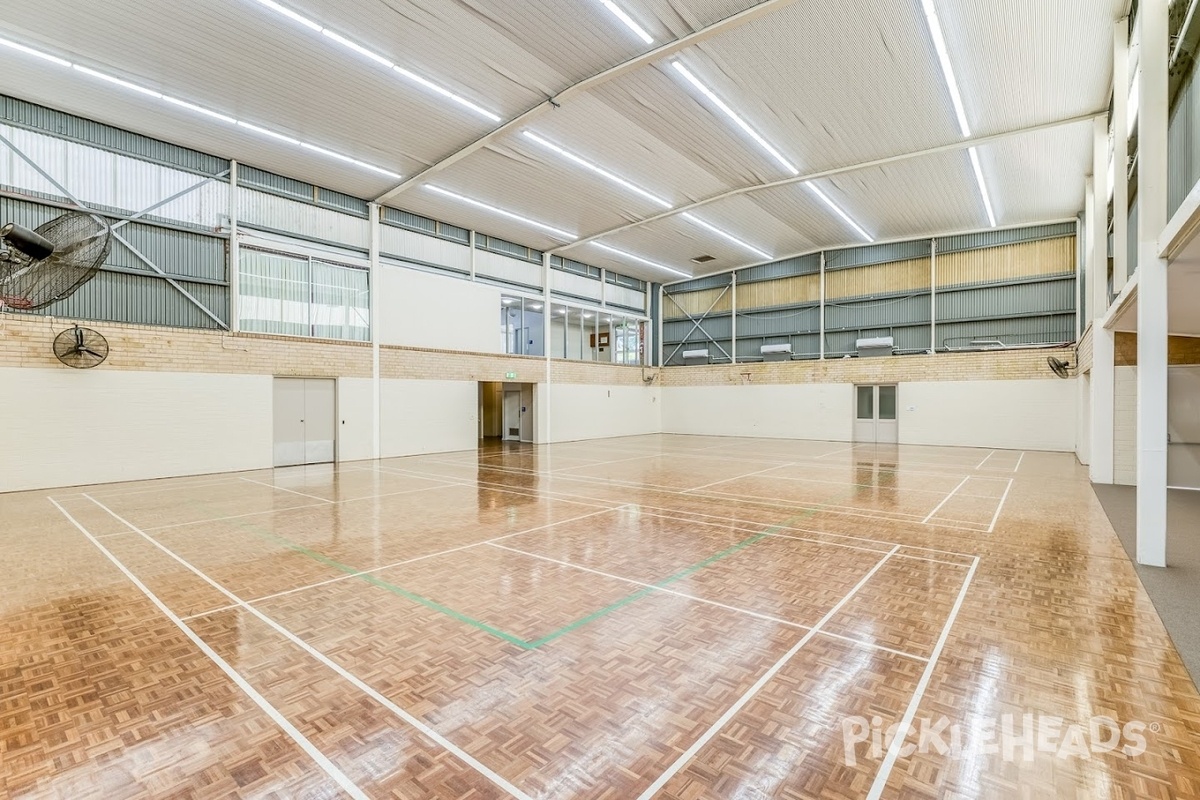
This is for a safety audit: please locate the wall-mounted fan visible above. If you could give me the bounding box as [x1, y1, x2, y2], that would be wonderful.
[54, 325, 109, 369]
[1047, 356, 1072, 379]
[0, 212, 111, 310]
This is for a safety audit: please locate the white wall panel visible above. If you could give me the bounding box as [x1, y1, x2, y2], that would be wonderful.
[474, 249, 542, 288]
[337, 377, 375, 462]
[238, 187, 369, 248]
[0, 368, 271, 492]
[663, 384, 852, 441]
[378, 265, 502, 352]
[380, 379, 477, 457]
[898, 379, 1077, 450]
[379, 226, 471, 272]
[606, 284, 647, 312]
[551, 269, 602, 301]
[1114, 366, 1137, 484]
[545, 384, 661, 442]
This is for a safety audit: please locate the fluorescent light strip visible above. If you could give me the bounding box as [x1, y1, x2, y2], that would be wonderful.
[671, 61, 798, 176]
[248, 0, 500, 122]
[597, 0, 654, 44]
[424, 185, 574, 240]
[806, 184, 873, 242]
[920, 0, 971, 137]
[679, 212, 771, 259]
[967, 147, 996, 228]
[521, 132, 671, 208]
[0, 37, 401, 178]
[592, 243, 691, 277]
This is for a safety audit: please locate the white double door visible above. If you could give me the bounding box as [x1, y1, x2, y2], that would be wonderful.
[273, 378, 336, 467]
[854, 384, 898, 444]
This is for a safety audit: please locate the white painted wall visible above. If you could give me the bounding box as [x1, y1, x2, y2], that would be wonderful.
[1076, 372, 1092, 466]
[378, 265, 502, 352]
[380, 379, 478, 457]
[546, 384, 662, 443]
[0, 368, 271, 492]
[663, 384, 852, 441]
[337, 378, 375, 462]
[898, 379, 1077, 450]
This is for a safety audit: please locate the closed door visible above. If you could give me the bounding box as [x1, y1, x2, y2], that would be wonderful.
[854, 385, 899, 444]
[503, 390, 522, 441]
[273, 378, 336, 467]
[1168, 366, 1200, 488]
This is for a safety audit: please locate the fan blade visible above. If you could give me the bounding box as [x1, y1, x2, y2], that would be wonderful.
[80, 347, 104, 359]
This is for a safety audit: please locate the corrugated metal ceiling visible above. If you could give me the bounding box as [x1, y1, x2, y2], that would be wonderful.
[0, 0, 1120, 281]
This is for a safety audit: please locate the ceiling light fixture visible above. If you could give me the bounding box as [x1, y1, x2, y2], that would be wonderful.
[967, 147, 996, 228]
[0, 37, 401, 178]
[805, 184, 873, 242]
[670, 61, 798, 176]
[521, 132, 671, 208]
[592, 242, 691, 277]
[248, 0, 500, 122]
[596, 0, 654, 44]
[424, 185, 575, 240]
[919, 0, 970, 137]
[679, 212, 771, 259]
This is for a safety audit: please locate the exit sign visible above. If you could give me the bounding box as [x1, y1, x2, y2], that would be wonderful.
[505, 372, 517, 379]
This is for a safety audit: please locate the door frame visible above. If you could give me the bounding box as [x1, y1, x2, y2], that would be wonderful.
[272, 376, 340, 465]
[853, 383, 899, 444]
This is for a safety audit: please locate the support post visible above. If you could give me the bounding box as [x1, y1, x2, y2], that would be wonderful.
[818, 251, 826, 359]
[730, 272, 738, 364]
[369, 202, 381, 460]
[929, 239, 937, 352]
[1112, 16, 1130, 293]
[469, 230, 477, 281]
[1088, 161, 1115, 484]
[543, 253, 552, 444]
[229, 160, 240, 333]
[1137, 0, 1169, 567]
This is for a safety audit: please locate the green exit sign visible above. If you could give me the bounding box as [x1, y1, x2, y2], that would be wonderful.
[505, 372, 517, 380]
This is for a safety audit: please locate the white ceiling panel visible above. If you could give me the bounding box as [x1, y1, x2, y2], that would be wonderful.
[981, 119, 1093, 225]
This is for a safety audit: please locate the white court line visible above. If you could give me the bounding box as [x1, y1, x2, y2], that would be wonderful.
[1012, 452, 1025, 473]
[986, 479, 1015, 533]
[48, 498, 368, 800]
[975, 450, 996, 470]
[74, 476, 250, 499]
[239, 476, 333, 503]
[741, 471, 1005, 500]
[362, 463, 982, 560]
[683, 464, 792, 493]
[488, 542, 928, 663]
[814, 445, 857, 459]
[921, 476, 971, 524]
[181, 505, 625, 621]
[636, 545, 901, 800]
[865, 557, 979, 800]
[83, 494, 532, 800]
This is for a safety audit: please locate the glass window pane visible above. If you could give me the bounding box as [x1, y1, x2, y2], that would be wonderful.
[523, 298, 544, 356]
[856, 386, 874, 420]
[551, 304, 568, 358]
[501, 296, 519, 354]
[878, 385, 897, 420]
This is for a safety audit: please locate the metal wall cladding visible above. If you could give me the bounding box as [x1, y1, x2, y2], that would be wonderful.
[935, 222, 1076, 254]
[667, 338, 733, 365]
[735, 332, 820, 360]
[935, 277, 1076, 322]
[825, 239, 931, 270]
[663, 285, 733, 319]
[666, 273, 733, 293]
[382, 207, 470, 243]
[1127, 198, 1139, 277]
[825, 258, 931, 300]
[479, 235, 542, 263]
[379, 225, 471, 272]
[1169, 66, 1200, 219]
[238, 187, 369, 249]
[824, 294, 932, 331]
[475, 249, 542, 289]
[825, 325, 931, 357]
[551, 268, 603, 301]
[31, 270, 229, 329]
[736, 253, 820, 283]
[111, 223, 226, 282]
[936, 316, 1076, 349]
[737, 306, 820, 337]
[737, 273, 820, 310]
[1, 95, 227, 175]
[606, 283, 646, 312]
[663, 314, 732, 343]
[936, 237, 1075, 288]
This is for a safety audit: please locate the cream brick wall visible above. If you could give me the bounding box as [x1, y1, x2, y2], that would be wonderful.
[1113, 366, 1137, 485]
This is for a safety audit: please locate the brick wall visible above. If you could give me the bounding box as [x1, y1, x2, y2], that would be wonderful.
[1114, 332, 1200, 366]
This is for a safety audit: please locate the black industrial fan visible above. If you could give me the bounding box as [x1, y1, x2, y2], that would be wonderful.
[53, 325, 109, 369]
[0, 212, 111, 310]
[1047, 356, 1072, 379]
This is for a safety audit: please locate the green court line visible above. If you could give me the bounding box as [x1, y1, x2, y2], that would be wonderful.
[189, 489, 849, 650]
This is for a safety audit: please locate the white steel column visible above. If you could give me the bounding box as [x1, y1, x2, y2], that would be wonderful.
[543, 253, 552, 445]
[929, 239, 937, 352]
[369, 203, 381, 460]
[730, 272, 738, 364]
[818, 252, 826, 359]
[1090, 119, 1116, 485]
[228, 160, 239, 333]
[1137, 0, 1169, 567]
[469, 230, 477, 281]
[657, 283, 665, 367]
[1112, 16, 1130, 292]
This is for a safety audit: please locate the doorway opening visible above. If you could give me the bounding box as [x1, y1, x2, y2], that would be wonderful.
[854, 384, 898, 444]
[273, 377, 336, 467]
[479, 381, 536, 446]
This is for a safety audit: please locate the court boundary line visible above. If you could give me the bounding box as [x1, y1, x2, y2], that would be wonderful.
[488, 542, 930, 663]
[1013, 452, 1026, 472]
[48, 498, 369, 800]
[239, 476, 334, 503]
[865, 556, 980, 799]
[82, 493, 533, 800]
[987, 478, 1015, 533]
[922, 476, 971, 524]
[975, 450, 997, 469]
[635, 545, 902, 799]
[359, 463, 981, 560]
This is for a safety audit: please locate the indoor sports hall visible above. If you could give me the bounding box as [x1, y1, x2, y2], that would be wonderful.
[1, 0, 1199, 798]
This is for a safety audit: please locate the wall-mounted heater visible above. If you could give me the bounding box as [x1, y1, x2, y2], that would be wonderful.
[682, 349, 710, 364]
[760, 343, 793, 362]
[855, 336, 895, 358]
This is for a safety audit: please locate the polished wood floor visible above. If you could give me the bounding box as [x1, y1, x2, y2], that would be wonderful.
[3, 435, 1199, 798]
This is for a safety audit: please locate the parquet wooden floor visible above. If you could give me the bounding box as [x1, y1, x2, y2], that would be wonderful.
[3, 435, 1199, 798]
